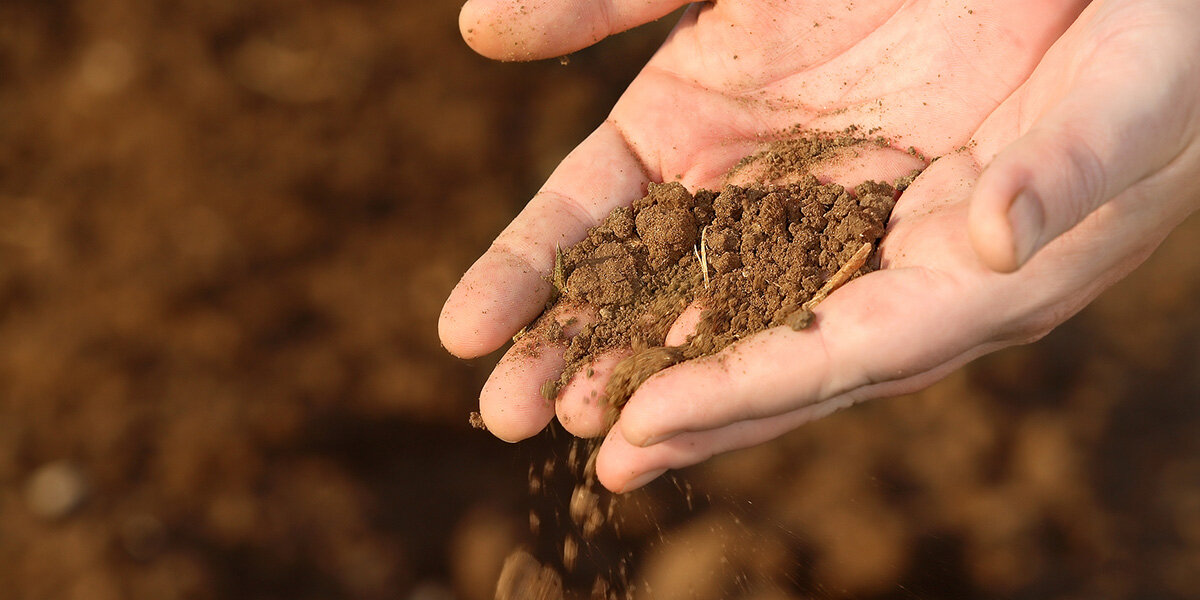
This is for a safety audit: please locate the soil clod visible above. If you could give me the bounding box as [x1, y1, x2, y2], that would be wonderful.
[468, 411, 488, 430]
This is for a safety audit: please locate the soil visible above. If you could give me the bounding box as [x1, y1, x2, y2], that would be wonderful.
[495, 550, 563, 600]
[541, 131, 911, 417]
[3, 2, 1199, 600]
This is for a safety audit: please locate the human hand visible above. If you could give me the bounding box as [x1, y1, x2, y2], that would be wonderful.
[440, 0, 1200, 492]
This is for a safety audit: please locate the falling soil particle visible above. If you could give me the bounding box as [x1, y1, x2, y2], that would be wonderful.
[495, 550, 564, 600]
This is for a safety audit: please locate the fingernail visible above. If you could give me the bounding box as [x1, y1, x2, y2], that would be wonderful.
[1008, 190, 1045, 267]
[620, 469, 667, 493]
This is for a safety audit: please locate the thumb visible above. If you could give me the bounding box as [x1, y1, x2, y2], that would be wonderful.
[968, 73, 1187, 273]
[460, 0, 689, 61]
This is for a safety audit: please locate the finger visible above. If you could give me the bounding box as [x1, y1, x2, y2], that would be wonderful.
[479, 307, 593, 441]
[479, 340, 561, 442]
[598, 400, 846, 493]
[439, 122, 650, 358]
[968, 23, 1196, 272]
[615, 266, 1001, 447]
[459, 0, 689, 61]
[596, 342, 995, 492]
[556, 349, 630, 438]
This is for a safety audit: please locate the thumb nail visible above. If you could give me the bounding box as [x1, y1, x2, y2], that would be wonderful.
[1009, 190, 1045, 267]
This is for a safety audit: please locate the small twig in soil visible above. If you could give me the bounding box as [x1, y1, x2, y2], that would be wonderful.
[552, 242, 567, 294]
[803, 241, 873, 311]
[787, 242, 874, 331]
[699, 225, 711, 288]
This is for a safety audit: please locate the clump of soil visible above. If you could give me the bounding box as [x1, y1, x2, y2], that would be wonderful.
[538, 131, 915, 416]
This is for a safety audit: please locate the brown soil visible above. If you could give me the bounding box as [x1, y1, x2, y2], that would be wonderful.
[541, 132, 911, 418]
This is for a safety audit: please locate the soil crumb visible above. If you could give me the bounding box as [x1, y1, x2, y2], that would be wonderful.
[468, 411, 487, 430]
[495, 550, 564, 600]
[545, 130, 915, 414]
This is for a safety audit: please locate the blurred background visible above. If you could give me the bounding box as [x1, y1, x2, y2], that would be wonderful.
[0, 1, 1197, 599]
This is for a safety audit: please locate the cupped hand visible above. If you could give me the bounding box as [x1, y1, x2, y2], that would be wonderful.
[440, 0, 1200, 492]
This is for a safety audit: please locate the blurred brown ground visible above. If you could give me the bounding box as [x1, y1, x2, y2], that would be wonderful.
[0, 1, 1197, 599]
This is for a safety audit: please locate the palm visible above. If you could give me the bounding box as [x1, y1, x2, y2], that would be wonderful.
[444, 0, 1198, 491]
[609, 0, 1077, 190]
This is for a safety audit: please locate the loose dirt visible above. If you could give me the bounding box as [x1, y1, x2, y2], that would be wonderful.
[536, 130, 916, 421]
[495, 551, 564, 600]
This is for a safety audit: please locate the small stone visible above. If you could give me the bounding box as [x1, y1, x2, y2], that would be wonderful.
[785, 308, 815, 331]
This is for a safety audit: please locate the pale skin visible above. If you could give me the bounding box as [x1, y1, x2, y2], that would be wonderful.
[440, 0, 1200, 492]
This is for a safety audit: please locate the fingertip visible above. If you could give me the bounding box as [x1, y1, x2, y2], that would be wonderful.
[478, 385, 553, 443]
[457, 0, 587, 62]
[458, 1, 479, 50]
[457, 0, 515, 60]
[595, 430, 667, 493]
[439, 250, 552, 359]
[438, 298, 486, 359]
[478, 340, 562, 442]
[460, 0, 686, 61]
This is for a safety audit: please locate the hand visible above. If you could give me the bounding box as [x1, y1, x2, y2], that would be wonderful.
[440, 0, 1200, 492]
